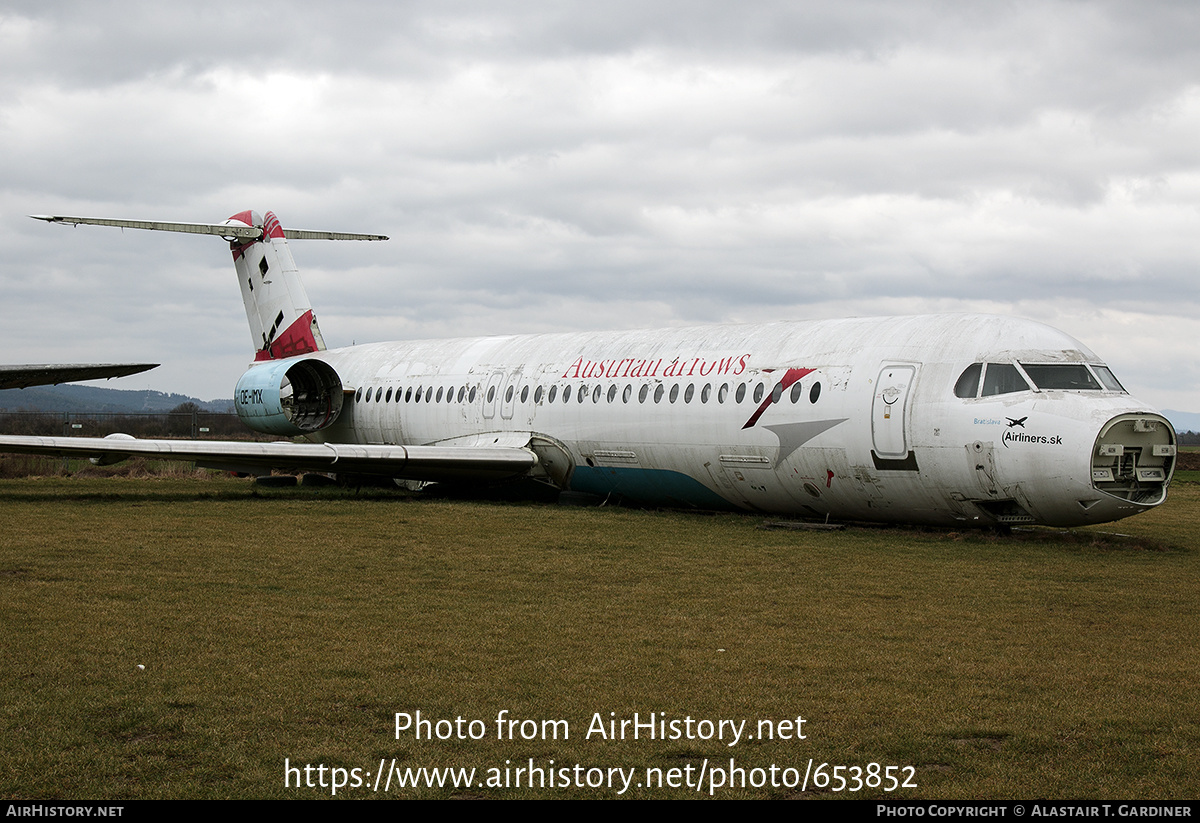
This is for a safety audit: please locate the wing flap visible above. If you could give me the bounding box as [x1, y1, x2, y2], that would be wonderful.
[0, 435, 537, 483]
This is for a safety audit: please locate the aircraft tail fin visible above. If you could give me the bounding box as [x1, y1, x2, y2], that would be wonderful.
[227, 210, 326, 361]
[30, 211, 387, 361]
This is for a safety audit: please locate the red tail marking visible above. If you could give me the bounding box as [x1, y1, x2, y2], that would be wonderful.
[227, 210, 261, 261]
[741, 367, 814, 429]
[254, 310, 321, 361]
[262, 211, 285, 240]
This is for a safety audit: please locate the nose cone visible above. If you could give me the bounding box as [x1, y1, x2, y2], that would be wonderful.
[1089, 412, 1175, 511]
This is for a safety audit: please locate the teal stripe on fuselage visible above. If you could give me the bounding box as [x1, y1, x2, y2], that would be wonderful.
[569, 466, 737, 510]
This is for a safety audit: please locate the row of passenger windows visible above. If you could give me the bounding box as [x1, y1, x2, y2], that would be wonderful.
[354, 378, 823, 407]
[954, 362, 1125, 399]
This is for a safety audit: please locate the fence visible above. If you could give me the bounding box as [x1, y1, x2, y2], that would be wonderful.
[0, 410, 265, 440]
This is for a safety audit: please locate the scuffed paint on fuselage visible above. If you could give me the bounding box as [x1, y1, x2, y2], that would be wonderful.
[284, 313, 1172, 527]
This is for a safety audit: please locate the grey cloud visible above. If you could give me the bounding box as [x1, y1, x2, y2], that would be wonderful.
[0, 1, 1197, 407]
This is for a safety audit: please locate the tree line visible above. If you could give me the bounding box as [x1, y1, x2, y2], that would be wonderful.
[0, 402, 267, 440]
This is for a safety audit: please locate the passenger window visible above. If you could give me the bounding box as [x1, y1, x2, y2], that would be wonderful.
[622, 384, 632, 403]
[718, 383, 729, 403]
[654, 384, 664, 403]
[469, 386, 477, 403]
[790, 382, 803, 403]
[735, 383, 746, 403]
[438, 387, 445, 402]
[771, 383, 782, 403]
[549, 385, 558, 403]
[669, 384, 679, 403]
[684, 384, 694, 403]
[534, 386, 544, 403]
[639, 384, 649, 403]
[701, 384, 711, 404]
[563, 385, 571, 402]
[981, 363, 1029, 396]
[753, 383, 764, 403]
[521, 386, 529, 403]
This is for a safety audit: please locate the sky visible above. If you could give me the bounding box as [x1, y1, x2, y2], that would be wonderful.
[0, 1, 1197, 410]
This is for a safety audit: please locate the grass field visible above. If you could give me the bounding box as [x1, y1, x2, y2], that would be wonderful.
[2, 475, 1198, 799]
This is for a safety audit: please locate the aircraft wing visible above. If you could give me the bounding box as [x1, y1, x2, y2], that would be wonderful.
[0, 363, 159, 390]
[0, 434, 538, 483]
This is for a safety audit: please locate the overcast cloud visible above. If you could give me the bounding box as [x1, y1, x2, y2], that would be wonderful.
[0, 1, 1196, 410]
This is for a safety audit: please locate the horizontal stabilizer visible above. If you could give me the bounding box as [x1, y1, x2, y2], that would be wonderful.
[0, 434, 537, 483]
[29, 214, 387, 242]
[280, 228, 389, 242]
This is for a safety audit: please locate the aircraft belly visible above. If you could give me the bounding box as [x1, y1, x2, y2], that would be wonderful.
[786, 446, 965, 525]
[568, 465, 738, 510]
[569, 439, 755, 510]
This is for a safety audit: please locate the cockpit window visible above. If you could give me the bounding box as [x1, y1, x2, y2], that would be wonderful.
[1020, 363, 1100, 391]
[1093, 366, 1126, 392]
[981, 363, 1029, 397]
[956, 360, 1126, 398]
[954, 363, 982, 398]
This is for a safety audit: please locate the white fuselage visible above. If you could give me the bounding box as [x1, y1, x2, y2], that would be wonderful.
[280, 313, 1173, 527]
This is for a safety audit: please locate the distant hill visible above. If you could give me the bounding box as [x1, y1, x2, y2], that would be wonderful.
[1162, 409, 1200, 434]
[0, 383, 231, 414]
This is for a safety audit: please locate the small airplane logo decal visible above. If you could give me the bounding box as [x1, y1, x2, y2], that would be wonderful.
[1007, 416, 1028, 428]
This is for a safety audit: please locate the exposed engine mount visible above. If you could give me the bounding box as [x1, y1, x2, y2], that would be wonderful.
[234, 358, 344, 436]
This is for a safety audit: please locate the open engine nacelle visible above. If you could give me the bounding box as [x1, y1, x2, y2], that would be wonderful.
[234, 358, 345, 436]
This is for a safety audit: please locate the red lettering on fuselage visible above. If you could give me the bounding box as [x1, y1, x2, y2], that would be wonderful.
[560, 353, 752, 379]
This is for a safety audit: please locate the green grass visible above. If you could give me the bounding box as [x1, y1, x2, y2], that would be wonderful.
[1, 476, 1198, 799]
